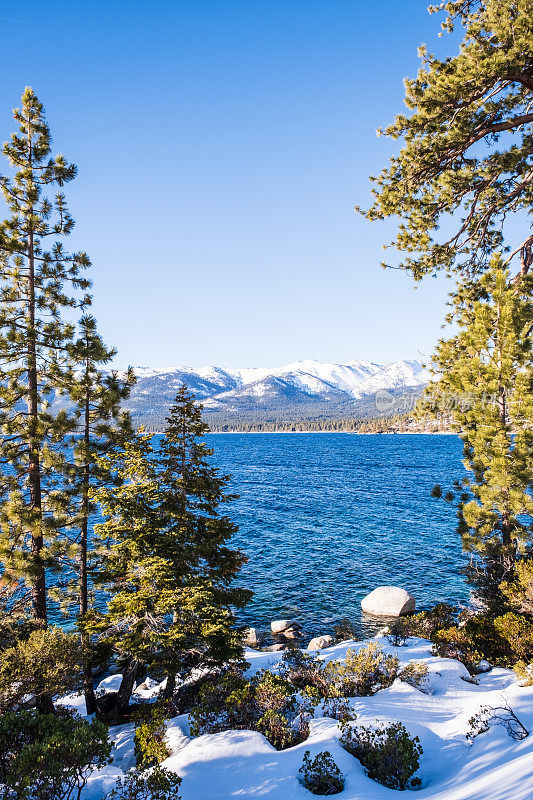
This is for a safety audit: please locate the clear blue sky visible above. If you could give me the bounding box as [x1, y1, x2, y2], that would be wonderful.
[1, 0, 459, 369]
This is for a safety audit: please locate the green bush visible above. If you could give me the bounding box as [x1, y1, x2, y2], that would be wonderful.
[189, 667, 314, 750]
[340, 720, 422, 790]
[513, 661, 533, 686]
[0, 708, 111, 800]
[103, 766, 182, 800]
[299, 750, 344, 795]
[321, 694, 356, 723]
[386, 618, 410, 647]
[0, 627, 84, 712]
[134, 704, 170, 768]
[279, 648, 330, 697]
[399, 661, 430, 692]
[325, 642, 399, 696]
[431, 627, 483, 673]
[406, 604, 456, 640]
[493, 613, 533, 664]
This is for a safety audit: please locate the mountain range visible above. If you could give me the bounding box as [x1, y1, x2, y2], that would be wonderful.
[124, 359, 430, 429]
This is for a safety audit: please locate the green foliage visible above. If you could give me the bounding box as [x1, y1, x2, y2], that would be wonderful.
[493, 613, 533, 663]
[0, 627, 83, 712]
[279, 648, 330, 697]
[0, 87, 91, 623]
[340, 720, 423, 790]
[501, 557, 533, 616]
[423, 259, 533, 608]
[399, 661, 430, 693]
[360, 0, 533, 280]
[134, 705, 170, 768]
[189, 667, 313, 750]
[299, 750, 344, 795]
[431, 627, 483, 673]
[85, 387, 251, 713]
[404, 604, 457, 640]
[386, 618, 410, 647]
[325, 643, 399, 696]
[0, 708, 111, 800]
[321, 695, 355, 723]
[513, 660, 533, 686]
[103, 767, 182, 800]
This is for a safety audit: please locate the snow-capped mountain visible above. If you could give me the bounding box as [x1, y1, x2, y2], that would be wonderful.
[125, 359, 429, 427]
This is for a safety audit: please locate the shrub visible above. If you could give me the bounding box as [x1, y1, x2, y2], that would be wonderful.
[0, 627, 84, 712]
[466, 702, 528, 742]
[0, 708, 111, 800]
[332, 619, 358, 642]
[299, 750, 344, 795]
[386, 618, 410, 647]
[279, 648, 330, 697]
[340, 720, 422, 790]
[189, 667, 313, 750]
[325, 643, 399, 696]
[406, 604, 456, 640]
[103, 766, 182, 800]
[399, 661, 430, 693]
[514, 660, 533, 686]
[322, 695, 355, 723]
[134, 705, 170, 768]
[501, 558, 533, 616]
[431, 627, 482, 673]
[493, 613, 533, 664]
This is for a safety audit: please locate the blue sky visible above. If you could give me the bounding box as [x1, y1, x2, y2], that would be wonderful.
[1, 1, 459, 368]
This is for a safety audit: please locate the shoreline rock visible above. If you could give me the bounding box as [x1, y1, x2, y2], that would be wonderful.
[361, 586, 416, 617]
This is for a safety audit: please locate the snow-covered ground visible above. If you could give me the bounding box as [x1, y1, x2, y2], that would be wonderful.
[64, 636, 533, 800]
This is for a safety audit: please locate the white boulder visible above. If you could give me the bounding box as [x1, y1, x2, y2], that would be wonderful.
[243, 627, 265, 648]
[361, 586, 415, 617]
[271, 619, 300, 634]
[307, 635, 334, 651]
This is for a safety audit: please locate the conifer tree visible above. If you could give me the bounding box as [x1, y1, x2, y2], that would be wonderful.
[0, 88, 91, 626]
[360, 0, 533, 280]
[66, 315, 135, 713]
[426, 255, 533, 605]
[87, 388, 251, 717]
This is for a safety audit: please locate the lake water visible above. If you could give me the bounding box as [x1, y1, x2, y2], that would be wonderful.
[206, 433, 468, 639]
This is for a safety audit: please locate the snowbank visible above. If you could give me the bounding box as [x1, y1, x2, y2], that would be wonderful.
[73, 636, 533, 800]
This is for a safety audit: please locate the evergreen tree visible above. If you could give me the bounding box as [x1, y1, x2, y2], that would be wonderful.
[360, 0, 533, 280]
[87, 388, 251, 717]
[66, 315, 135, 713]
[426, 255, 533, 605]
[0, 88, 91, 627]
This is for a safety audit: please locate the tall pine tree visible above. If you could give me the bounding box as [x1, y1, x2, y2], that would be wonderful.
[87, 388, 251, 717]
[426, 255, 533, 605]
[0, 88, 91, 626]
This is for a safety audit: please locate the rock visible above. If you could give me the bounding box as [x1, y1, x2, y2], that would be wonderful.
[265, 643, 285, 652]
[281, 627, 304, 640]
[361, 586, 415, 617]
[271, 619, 300, 634]
[308, 635, 334, 651]
[243, 627, 266, 648]
[476, 660, 492, 674]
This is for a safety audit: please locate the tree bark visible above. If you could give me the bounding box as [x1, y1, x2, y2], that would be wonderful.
[117, 658, 139, 716]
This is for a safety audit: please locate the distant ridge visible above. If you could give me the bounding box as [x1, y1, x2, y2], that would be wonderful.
[123, 358, 430, 429]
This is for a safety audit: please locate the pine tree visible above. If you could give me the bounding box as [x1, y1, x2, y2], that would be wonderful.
[0, 88, 91, 627]
[360, 0, 533, 280]
[87, 388, 251, 717]
[425, 255, 533, 605]
[66, 315, 135, 713]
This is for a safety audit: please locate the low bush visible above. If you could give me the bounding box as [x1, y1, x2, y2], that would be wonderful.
[325, 642, 399, 696]
[321, 695, 356, 722]
[431, 627, 483, 673]
[134, 704, 170, 768]
[406, 604, 456, 640]
[386, 618, 410, 647]
[493, 613, 533, 664]
[279, 648, 330, 697]
[189, 667, 314, 749]
[399, 661, 430, 692]
[340, 720, 422, 790]
[466, 702, 528, 742]
[0, 708, 111, 800]
[514, 660, 533, 686]
[103, 766, 182, 800]
[299, 750, 344, 795]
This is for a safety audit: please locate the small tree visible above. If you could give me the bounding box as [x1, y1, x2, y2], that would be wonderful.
[87, 388, 251, 717]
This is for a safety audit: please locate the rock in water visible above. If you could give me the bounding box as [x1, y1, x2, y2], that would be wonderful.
[243, 627, 265, 648]
[307, 635, 334, 651]
[271, 619, 300, 634]
[361, 586, 415, 617]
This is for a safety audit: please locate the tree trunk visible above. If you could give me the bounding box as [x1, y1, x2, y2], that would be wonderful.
[80, 348, 96, 714]
[117, 658, 139, 716]
[162, 672, 176, 700]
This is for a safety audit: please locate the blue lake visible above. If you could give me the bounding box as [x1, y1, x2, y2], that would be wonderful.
[205, 433, 467, 638]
